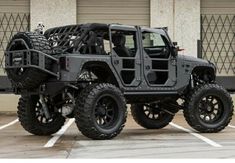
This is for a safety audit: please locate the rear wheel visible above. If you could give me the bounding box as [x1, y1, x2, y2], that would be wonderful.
[75, 83, 127, 140]
[184, 83, 233, 133]
[131, 103, 175, 129]
[17, 95, 65, 135]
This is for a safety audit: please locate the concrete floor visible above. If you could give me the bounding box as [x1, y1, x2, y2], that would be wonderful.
[0, 112, 235, 158]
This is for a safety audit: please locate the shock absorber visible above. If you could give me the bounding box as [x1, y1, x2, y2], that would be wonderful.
[39, 94, 50, 119]
[190, 74, 195, 89]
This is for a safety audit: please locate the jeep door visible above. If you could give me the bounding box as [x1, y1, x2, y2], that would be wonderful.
[141, 28, 177, 87]
[109, 24, 141, 87]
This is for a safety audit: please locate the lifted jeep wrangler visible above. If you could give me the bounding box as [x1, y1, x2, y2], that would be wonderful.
[4, 23, 233, 139]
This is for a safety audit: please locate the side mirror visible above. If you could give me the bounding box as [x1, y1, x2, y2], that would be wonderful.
[172, 42, 184, 57]
[173, 42, 178, 46]
[172, 47, 178, 57]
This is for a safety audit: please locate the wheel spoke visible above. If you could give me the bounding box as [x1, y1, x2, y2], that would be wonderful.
[153, 113, 159, 119]
[203, 115, 210, 121]
[45, 118, 50, 123]
[146, 112, 151, 118]
[106, 113, 113, 119]
[39, 116, 43, 123]
[210, 114, 214, 120]
[200, 114, 205, 119]
[208, 96, 213, 102]
[150, 113, 154, 119]
[106, 107, 114, 112]
[103, 117, 108, 124]
[210, 112, 217, 119]
[143, 106, 148, 111]
[98, 117, 102, 125]
[144, 109, 149, 113]
[212, 102, 219, 107]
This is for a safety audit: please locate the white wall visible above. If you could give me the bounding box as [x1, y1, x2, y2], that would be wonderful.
[30, 0, 77, 30]
[151, 0, 200, 57]
[0, 94, 20, 112]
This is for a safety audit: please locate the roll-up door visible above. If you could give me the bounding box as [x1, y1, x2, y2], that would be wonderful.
[200, 0, 235, 90]
[77, 0, 150, 27]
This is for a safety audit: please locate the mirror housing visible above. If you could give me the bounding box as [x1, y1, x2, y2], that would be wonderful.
[172, 47, 178, 57]
[172, 42, 179, 57]
[173, 42, 178, 46]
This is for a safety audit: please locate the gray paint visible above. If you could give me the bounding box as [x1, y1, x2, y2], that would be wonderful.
[5, 23, 216, 97]
[51, 24, 215, 95]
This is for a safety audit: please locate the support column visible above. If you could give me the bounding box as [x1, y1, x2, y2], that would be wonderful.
[150, 0, 174, 39]
[30, 0, 77, 30]
[150, 0, 200, 57]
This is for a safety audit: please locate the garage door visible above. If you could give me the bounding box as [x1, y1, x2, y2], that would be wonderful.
[200, 0, 235, 90]
[77, 0, 150, 27]
[0, 0, 30, 91]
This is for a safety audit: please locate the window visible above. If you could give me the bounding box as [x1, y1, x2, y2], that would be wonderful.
[142, 32, 166, 47]
[110, 29, 137, 85]
[111, 30, 137, 57]
[125, 35, 135, 49]
[142, 31, 169, 58]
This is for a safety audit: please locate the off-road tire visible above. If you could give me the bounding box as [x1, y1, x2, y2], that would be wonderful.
[17, 96, 65, 135]
[184, 83, 233, 133]
[5, 32, 52, 89]
[75, 83, 127, 140]
[131, 104, 174, 129]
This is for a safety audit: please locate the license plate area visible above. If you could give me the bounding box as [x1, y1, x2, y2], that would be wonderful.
[11, 51, 27, 66]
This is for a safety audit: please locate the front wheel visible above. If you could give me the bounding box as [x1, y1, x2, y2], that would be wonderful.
[74, 83, 127, 140]
[184, 83, 233, 133]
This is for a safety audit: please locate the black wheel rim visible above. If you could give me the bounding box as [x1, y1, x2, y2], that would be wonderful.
[143, 104, 165, 120]
[198, 95, 224, 123]
[94, 95, 118, 129]
[35, 99, 57, 124]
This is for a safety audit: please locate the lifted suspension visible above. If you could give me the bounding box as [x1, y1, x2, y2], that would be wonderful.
[39, 94, 51, 119]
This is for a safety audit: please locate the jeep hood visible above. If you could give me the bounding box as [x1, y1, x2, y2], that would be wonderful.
[179, 54, 209, 64]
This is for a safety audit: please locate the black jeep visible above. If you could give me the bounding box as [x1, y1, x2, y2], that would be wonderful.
[4, 23, 233, 139]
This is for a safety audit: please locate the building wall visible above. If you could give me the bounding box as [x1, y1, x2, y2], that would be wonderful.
[151, 0, 200, 57]
[0, 94, 20, 112]
[30, 0, 77, 31]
